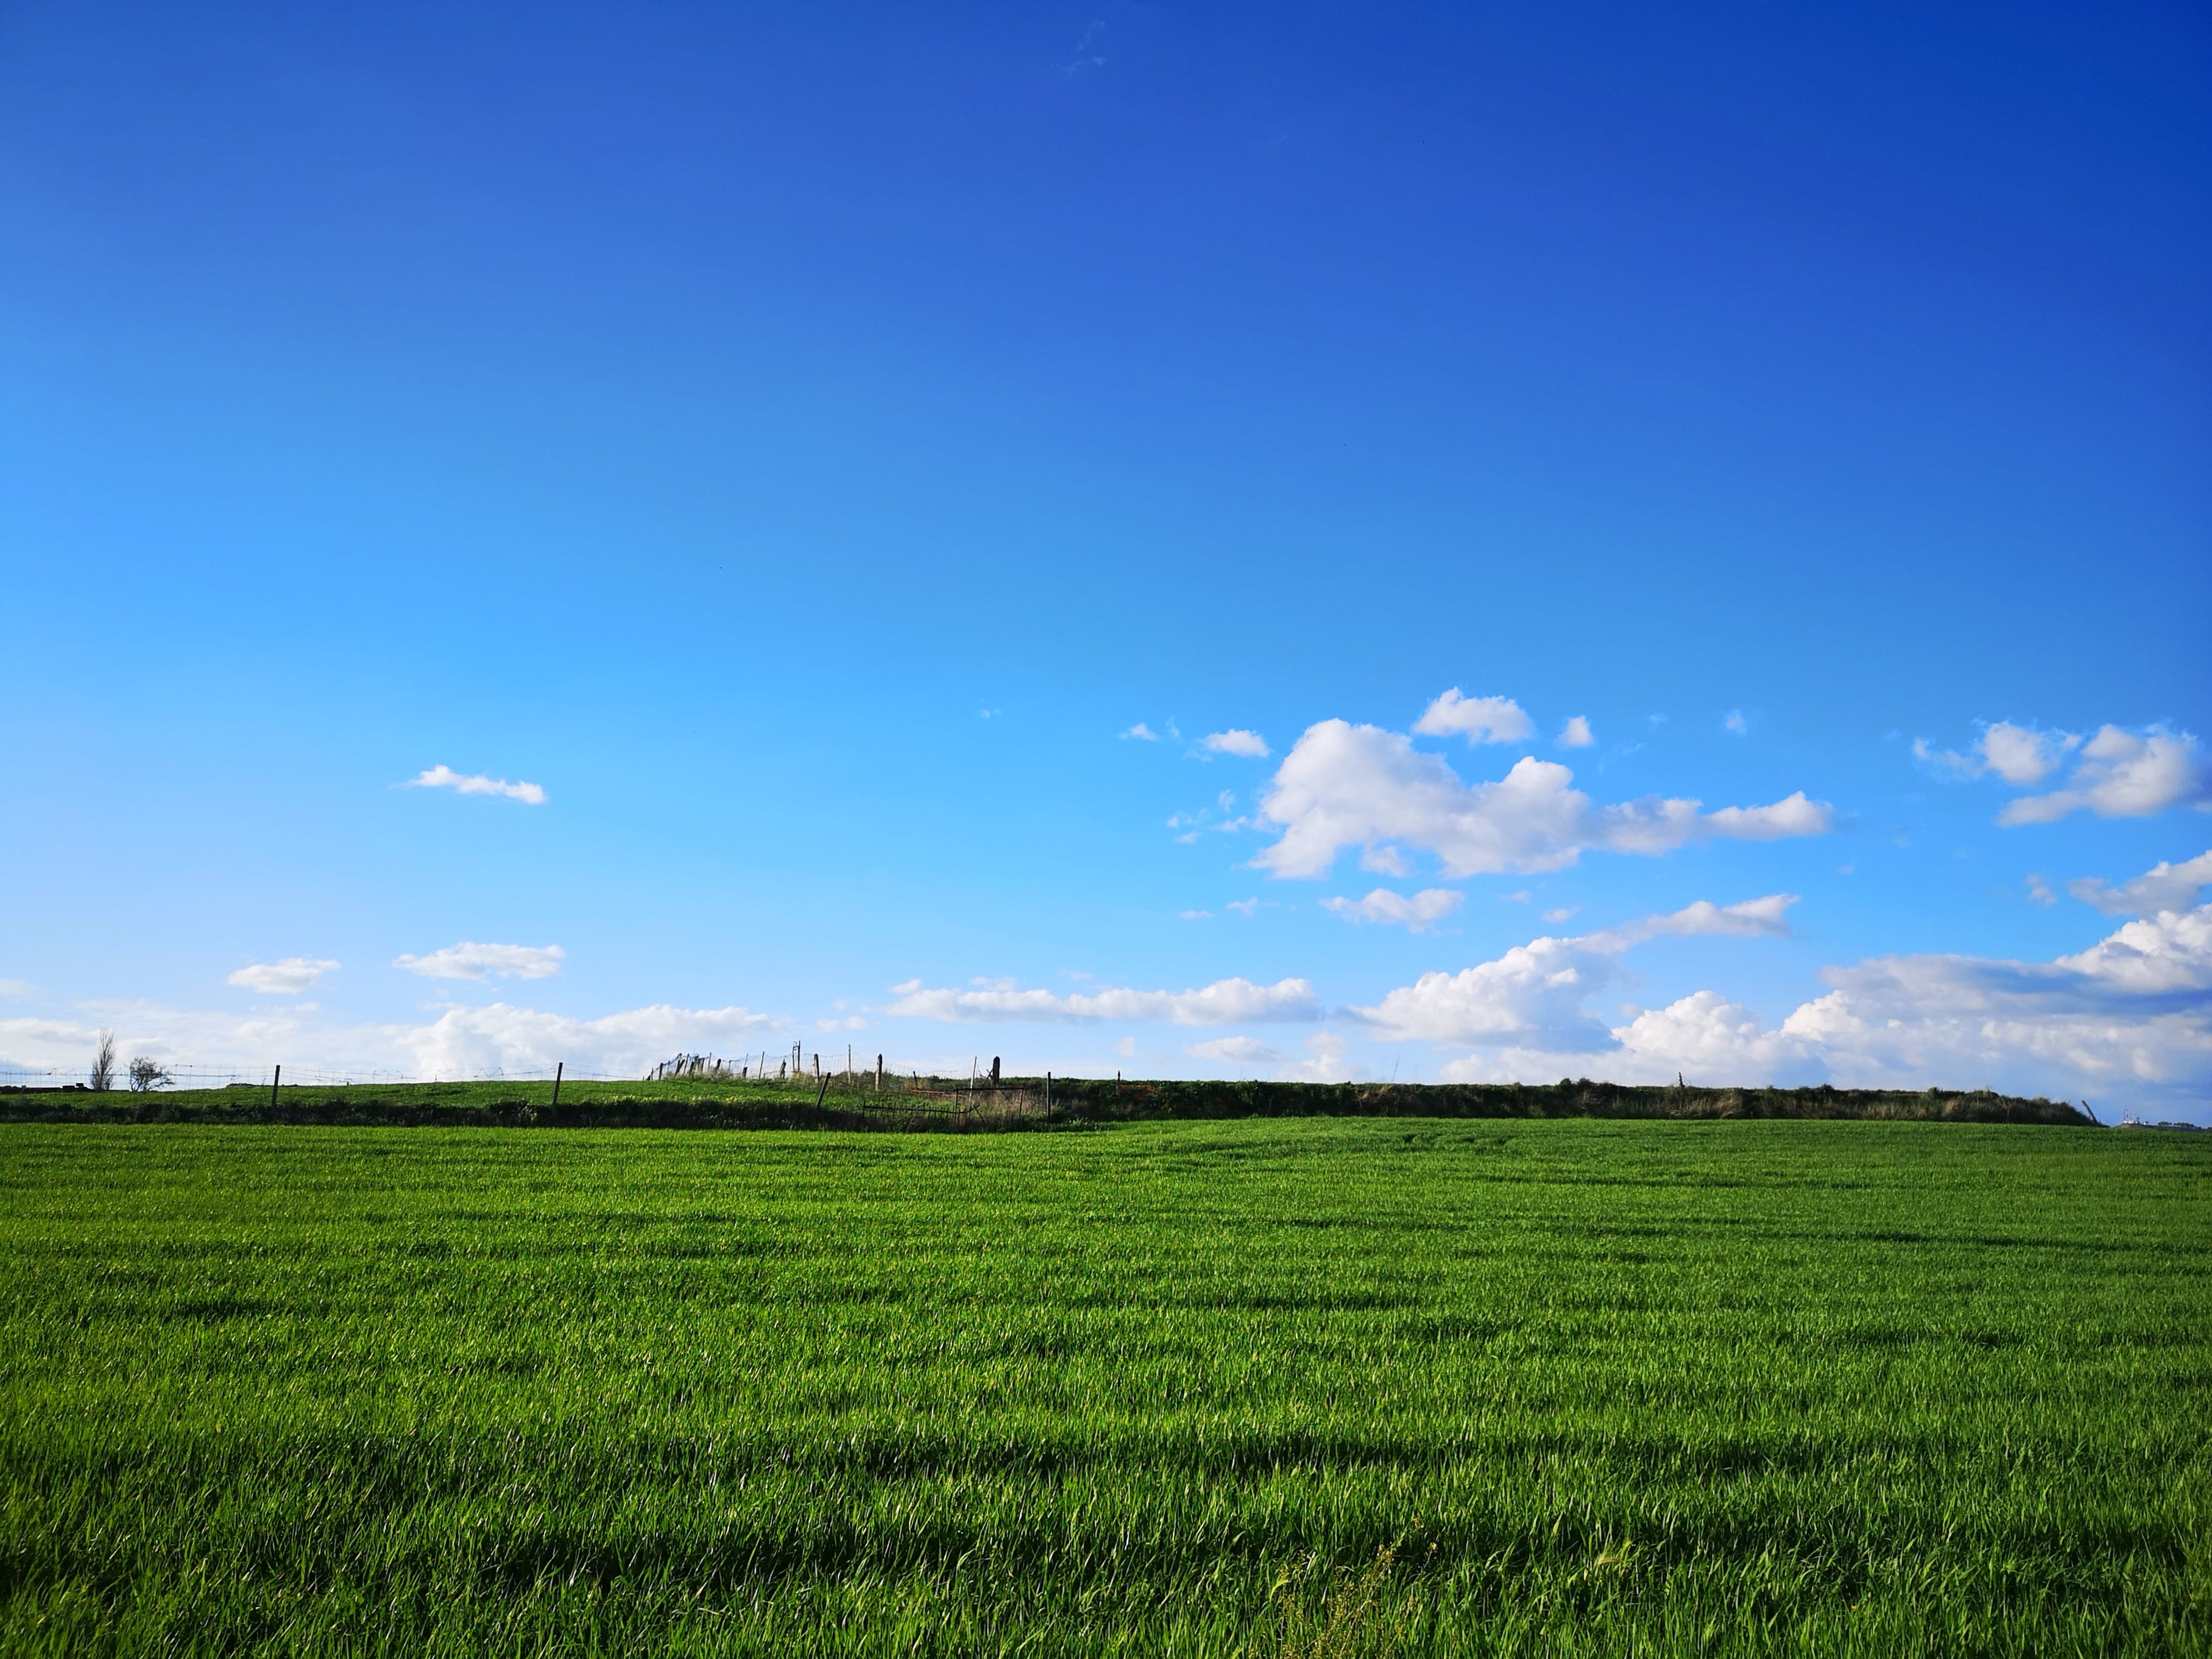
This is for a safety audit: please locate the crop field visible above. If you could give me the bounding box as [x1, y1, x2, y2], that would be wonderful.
[1, 1118, 2205, 1655]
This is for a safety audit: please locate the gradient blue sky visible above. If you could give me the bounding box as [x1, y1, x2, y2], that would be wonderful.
[4, 2, 2208, 1112]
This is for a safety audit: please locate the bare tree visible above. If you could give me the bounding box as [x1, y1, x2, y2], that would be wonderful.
[90, 1030, 116, 1092]
[128, 1056, 171, 1092]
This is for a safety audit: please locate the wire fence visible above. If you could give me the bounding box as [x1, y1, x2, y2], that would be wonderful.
[0, 1044, 1048, 1102]
[0, 1062, 706, 1092]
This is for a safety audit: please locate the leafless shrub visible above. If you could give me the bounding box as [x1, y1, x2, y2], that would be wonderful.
[90, 1030, 116, 1092]
[128, 1056, 171, 1092]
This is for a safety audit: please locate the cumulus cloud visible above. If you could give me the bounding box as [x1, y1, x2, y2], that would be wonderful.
[1119, 723, 1160, 741]
[1253, 720, 1831, 878]
[2052, 905, 2212, 996]
[2069, 851, 2212, 918]
[404, 765, 547, 805]
[1558, 716, 1594, 748]
[1278, 1031, 1354, 1082]
[1413, 690, 1534, 745]
[1723, 710, 1748, 736]
[1605, 992, 1818, 1082]
[1915, 721, 2076, 785]
[1999, 727, 2208, 825]
[1916, 721, 2207, 822]
[394, 942, 566, 982]
[225, 958, 340, 995]
[1187, 1035, 1282, 1064]
[884, 975, 1321, 1026]
[1350, 896, 1797, 1049]
[1320, 888, 1465, 933]
[0, 979, 38, 998]
[1201, 729, 1270, 758]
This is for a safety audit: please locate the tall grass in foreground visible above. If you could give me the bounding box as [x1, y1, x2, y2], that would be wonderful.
[0, 1118, 2204, 1654]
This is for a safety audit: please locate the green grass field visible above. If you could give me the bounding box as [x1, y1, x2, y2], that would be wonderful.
[1, 1118, 2205, 1655]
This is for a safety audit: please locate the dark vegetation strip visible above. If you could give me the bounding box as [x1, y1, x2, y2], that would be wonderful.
[0, 1074, 2094, 1129]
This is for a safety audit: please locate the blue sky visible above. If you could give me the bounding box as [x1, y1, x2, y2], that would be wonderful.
[3, 1, 2208, 1114]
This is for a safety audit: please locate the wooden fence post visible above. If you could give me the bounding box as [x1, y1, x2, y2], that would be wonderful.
[270, 1064, 280, 1112]
[552, 1061, 563, 1107]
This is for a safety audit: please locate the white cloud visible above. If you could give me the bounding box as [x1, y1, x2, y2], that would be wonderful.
[1166, 791, 1251, 841]
[1179, 909, 1214, 920]
[1612, 991, 1817, 1081]
[1350, 896, 1796, 1049]
[2052, 905, 2212, 996]
[1413, 690, 1534, 745]
[2026, 875, 2057, 906]
[1916, 721, 2208, 823]
[1278, 1030, 1355, 1082]
[1541, 907, 1577, 923]
[226, 958, 340, 995]
[1981, 723, 2077, 785]
[1202, 729, 1270, 758]
[1558, 716, 1594, 748]
[1119, 723, 1160, 741]
[404, 765, 547, 806]
[1723, 710, 1748, 736]
[0, 979, 36, 998]
[2069, 851, 2212, 917]
[885, 975, 1321, 1025]
[1581, 894, 1797, 952]
[1253, 720, 1831, 878]
[1320, 888, 1465, 933]
[1915, 723, 2079, 784]
[1188, 1036, 1282, 1064]
[1999, 726, 2208, 825]
[393, 942, 566, 982]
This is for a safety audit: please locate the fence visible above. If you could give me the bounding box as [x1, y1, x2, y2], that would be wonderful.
[0, 1050, 1062, 1115]
[1, 1062, 689, 1092]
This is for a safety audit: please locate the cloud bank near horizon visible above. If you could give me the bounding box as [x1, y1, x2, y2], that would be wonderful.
[0, 1000, 783, 1081]
[10, 842, 2207, 1111]
[1379, 856, 2211, 1108]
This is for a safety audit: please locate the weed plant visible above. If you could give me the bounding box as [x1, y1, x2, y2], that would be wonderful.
[0, 1118, 2203, 1654]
